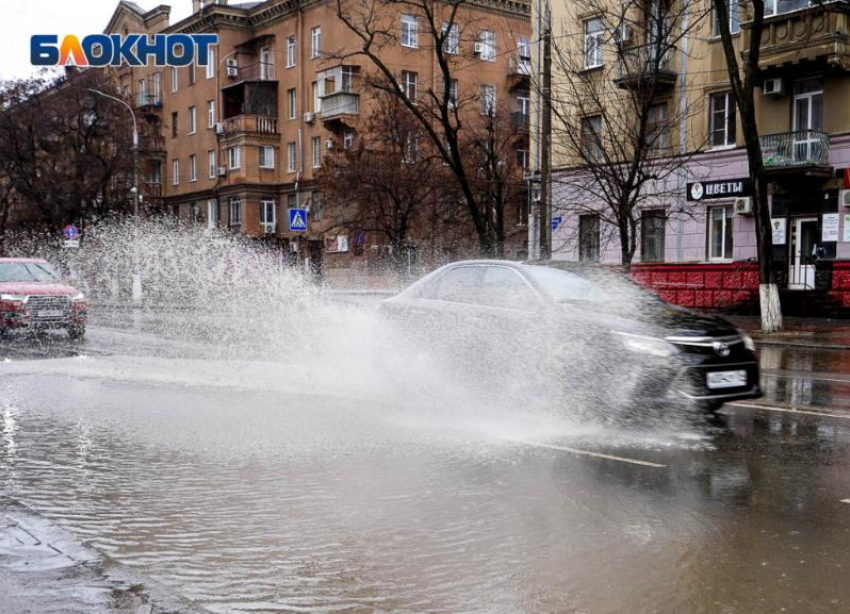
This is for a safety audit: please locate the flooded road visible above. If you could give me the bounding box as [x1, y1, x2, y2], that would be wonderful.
[2, 324, 850, 614]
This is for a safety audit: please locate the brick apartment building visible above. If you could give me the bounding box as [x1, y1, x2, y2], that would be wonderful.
[105, 0, 532, 282]
[536, 0, 850, 314]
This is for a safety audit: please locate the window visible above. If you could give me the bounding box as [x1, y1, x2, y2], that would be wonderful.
[288, 88, 297, 119]
[171, 66, 178, 92]
[207, 199, 217, 229]
[207, 100, 216, 129]
[172, 159, 180, 185]
[149, 160, 162, 185]
[311, 26, 321, 58]
[713, 0, 740, 36]
[228, 145, 242, 169]
[641, 210, 666, 262]
[312, 136, 321, 168]
[518, 94, 530, 116]
[138, 78, 147, 103]
[229, 197, 242, 227]
[478, 266, 534, 310]
[311, 81, 321, 113]
[311, 193, 323, 221]
[288, 141, 297, 172]
[171, 112, 178, 138]
[584, 18, 604, 69]
[188, 62, 196, 85]
[151, 73, 162, 104]
[710, 92, 737, 148]
[190, 202, 200, 225]
[579, 214, 601, 262]
[516, 148, 529, 168]
[260, 47, 272, 80]
[208, 150, 216, 178]
[206, 47, 215, 79]
[429, 266, 483, 303]
[260, 199, 276, 227]
[403, 134, 418, 164]
[259, 146, 275, 169]
[402, 70, 418, 102]
[287, 194, 297, 210]
[708, 206, 734, 260]
[442, 22, 459, 54]
[188, 105, 196, 134]
[765, 0, 811, 16]
[189, 154, 197, 182]
[518, 37, 531, 63]
[647, 102, 670, 153]
[480, 84, 496, 115]
[443, 78, 458, 107]
[479, 30, 495, 61]
[401, 14, 418, 48]
[580, 115, 603, 161]
[287, 36, 296, 67]
[343, 130, 355, 150]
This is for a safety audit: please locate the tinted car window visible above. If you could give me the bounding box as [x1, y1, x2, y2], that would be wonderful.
[427, 266, 483, 304]
[0, 262, 60, 282]
[479, 266, 536, 310]
[523, 266, 606, 302]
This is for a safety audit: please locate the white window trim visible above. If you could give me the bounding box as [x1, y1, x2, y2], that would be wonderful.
[207, 199, 217, 229]
[208, 150, 216, 179]
[206, 47, 215, 79]
[401, 14, 418, 48]
[583, 18, 604, 69]
[172, 159, 179, 186]
[287, 36, 296, 67]
[288, 142, 297, 173]
[312, 136, 321, 169]
[709, 92, 736, 149]
[311, 26, 321, 59]
[171, 66, 178, 92]
[259, 146, 275, 169]
[188, 106, 196, 135]
[207, 100, 215, 129]
[189, 154, 197, 182]
[288, 88, 297, 120]
[480, 84, 496, 115]
[228, 146, 242, 170]
[442, 22, 459, 55]
[708, 205, 734, 262]
[480, 30, 496, 61]
[229, 198, 242, 227]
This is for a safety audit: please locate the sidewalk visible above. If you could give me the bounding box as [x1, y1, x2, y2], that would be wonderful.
[727, 316, 850, 350]
[0, 497, 209, 614]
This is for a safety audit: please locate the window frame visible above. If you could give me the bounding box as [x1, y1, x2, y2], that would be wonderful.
[207, 99, 216, 129]
[579, 214, 601, 262]
[288, 141, 297, 172]
[580, 115, 603, 162]
[189, 154, 197, 183]
[171, 66, 178, 92]
[172, 158, 180, 186]
[442, 22, 459, 55]
[640, 209, 666, 263]
[259, 145, 275, 169]
[713, 0, 741, 37]
[188, 105, 197, 135]
[206, 47, 215, 79]
[480, 84, 496, 115]
[207, 199, 217, 229]
[402, 70, 418, 102]
[287, 36, 296, 67]
[260, 198, 277, 226]
[707, 205, 734, 261]
[311, 136, 322, 169]
[480, 30, 496, 61]
[583, 17, 604, 69]
[229, 197, 242, 227]
[208, 150, 216, 179]
[709, 92, 737, 148]
[311, 26, 321, 58]
[228, 145, 242, 170]
[401, 14, 418, 48]
[288, 87, 297, 120]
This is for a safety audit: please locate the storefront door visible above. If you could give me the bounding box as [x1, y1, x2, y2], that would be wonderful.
[788, 217, 818, 289]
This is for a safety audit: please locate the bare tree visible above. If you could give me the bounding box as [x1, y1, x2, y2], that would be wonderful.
[330, 0, 526, 257]
[0, 70, 139, 243]
[712, 0, 783, 331]
[549, 0, 707, 269]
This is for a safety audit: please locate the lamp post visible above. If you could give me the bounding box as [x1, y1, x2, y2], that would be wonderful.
[87, 88, 143, 305]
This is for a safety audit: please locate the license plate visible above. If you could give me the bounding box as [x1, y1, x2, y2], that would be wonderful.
[35, 309, 64, 318]
[706, 370, 747, 389]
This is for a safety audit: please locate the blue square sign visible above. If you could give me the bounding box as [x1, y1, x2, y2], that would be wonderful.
[288, 209, 307, 231]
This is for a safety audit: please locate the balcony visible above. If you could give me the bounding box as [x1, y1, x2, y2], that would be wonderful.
[742, 3, 850, 72]
[613, 45, 677, 89]
[135, 92, 162, 109]
[230, 62, 277, 82]
[511, 111, 529, 130]
[507, 57, 531, 90]
[140, 135, 165, 153]
[761, 130, 832, 175]
[321, 92, 360, 121]
[223, 114, 279, 135]
[145, 182, 162, 200]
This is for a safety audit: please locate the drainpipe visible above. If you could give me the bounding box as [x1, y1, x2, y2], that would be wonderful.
[675, 0, 690, 263]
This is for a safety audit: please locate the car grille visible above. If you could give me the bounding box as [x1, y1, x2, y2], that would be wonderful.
[26, 295, 71, 321]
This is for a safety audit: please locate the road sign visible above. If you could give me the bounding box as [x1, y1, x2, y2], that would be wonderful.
[288, 209, 307, 232]
[62, 225, 80, 240]
[63, 240, 80, 249]
[551, 216, 562, 232]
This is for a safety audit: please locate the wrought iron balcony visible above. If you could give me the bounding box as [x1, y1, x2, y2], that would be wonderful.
[761, 130, 830, 169]
[613, 45, 677, 89]
[232, 62, 277, 82]
[135, 92, 162, 109]
[321, 92, 360, 121]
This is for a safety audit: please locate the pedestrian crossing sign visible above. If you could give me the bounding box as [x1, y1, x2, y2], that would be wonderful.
[288, 208, 307, 231]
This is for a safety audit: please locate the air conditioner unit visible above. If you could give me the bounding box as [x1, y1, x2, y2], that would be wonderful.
[217, 166, 227, 177]
[304, 112, 315, 124]
[226, 66, 238, 78]
[842, 190, 850, 207]
[473, 41, 485, 54]
[325, 139, 334, 150]
[762, 78, 784, 96]
[214, 122, 225, 135]
[261, 222, 276, 235]
[734, 196, 753, 215]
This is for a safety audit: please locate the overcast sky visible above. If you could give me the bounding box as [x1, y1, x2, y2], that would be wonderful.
[2, 1, 193, 80]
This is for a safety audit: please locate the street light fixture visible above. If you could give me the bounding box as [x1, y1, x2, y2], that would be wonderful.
[87, 88, 143, 305]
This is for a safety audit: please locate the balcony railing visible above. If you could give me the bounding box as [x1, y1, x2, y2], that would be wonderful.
[140, 135, 165, 152]
[223, 114, 279, 135]
[511, 111, 529, 129]
[761, 130, 830, 168]
[233, 62, 277, 82]
[614, 45, 677, 88]
[145, 182, 162, 199]
[135, 92, 162, 108]
[321, 92, 360, 120]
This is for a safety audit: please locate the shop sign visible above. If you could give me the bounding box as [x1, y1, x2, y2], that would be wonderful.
[686, 178, 751, 201]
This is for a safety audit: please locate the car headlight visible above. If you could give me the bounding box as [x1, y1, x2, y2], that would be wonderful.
[70, 292, 85, 302]
[740, 331, 756, 352]
[0, 293, 26, 302]
[613, 332, 676, 357]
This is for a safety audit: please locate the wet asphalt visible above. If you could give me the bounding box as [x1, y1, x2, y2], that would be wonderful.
[1, 317, 849, 614]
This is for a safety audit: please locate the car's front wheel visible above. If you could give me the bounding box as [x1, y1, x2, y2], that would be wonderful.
[67, 325, 85, 341]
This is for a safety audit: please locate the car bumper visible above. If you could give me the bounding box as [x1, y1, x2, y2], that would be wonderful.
[1, 309, 86, 331]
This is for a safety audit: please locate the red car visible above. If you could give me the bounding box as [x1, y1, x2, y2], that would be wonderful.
[0, 258, 87, 339]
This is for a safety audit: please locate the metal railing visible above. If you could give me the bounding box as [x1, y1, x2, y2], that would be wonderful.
[511, 111, 529, 129]
[614, 45, 676, 83]
[134, 92, 162, 108]
[234, 62, 277, 82]
[321, 92, 360, 119]
[761, 130, 829, 168]
[223, 114, 279, 134]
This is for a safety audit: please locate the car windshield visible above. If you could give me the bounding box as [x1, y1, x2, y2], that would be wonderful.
[524, 264, 661, 309]
[0, 261, 61, 283]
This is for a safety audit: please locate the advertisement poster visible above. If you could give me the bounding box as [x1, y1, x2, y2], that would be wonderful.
[771, 218, 786, 245]
[822, 213, 840, 242]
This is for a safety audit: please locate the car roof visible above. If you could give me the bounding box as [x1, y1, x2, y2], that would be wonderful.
[0, 258, 49, 263]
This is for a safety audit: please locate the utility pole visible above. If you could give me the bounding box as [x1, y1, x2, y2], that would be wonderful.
[538, 5, 552, 260]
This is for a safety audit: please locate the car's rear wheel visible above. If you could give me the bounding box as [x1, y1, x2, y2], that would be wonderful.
[67, 325, 85, 340]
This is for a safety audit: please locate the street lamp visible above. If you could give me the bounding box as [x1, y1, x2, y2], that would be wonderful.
[87, 88, 143, 305]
